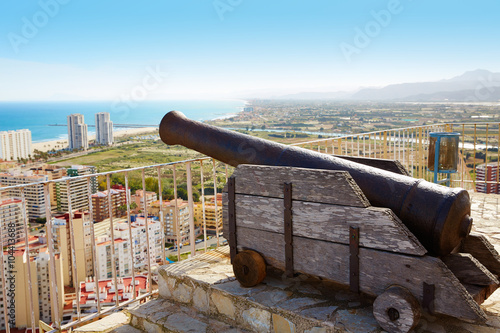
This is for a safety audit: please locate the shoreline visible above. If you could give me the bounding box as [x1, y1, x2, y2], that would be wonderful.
[32, 127, 158, 153]
[30, 102, 247, 153]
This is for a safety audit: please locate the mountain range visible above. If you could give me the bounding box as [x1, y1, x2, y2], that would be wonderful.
[277, 70, 500, 102]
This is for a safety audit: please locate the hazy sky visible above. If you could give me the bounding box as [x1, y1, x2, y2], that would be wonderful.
[1, 0, 499, 100]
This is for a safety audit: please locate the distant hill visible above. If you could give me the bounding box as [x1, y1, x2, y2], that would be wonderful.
[401, 86, 500, 102]
[350, 69, 500, 101]
[276, 91, 352, 100]
[273, 70, 500, 102]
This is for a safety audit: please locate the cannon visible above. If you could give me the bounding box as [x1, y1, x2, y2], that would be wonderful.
[159, 110, 471, 256]
[160, 111, 500, 332]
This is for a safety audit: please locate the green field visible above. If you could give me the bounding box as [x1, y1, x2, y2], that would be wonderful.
[52, 141, 204, 172]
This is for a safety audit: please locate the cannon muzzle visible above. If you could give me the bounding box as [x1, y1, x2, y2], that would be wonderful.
[160, 110, 472, 256]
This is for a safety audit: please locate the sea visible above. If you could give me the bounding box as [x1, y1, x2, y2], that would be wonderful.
[0, 100, 246, 143]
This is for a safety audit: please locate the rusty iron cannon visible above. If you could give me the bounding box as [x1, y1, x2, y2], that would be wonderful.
[159, 110, 471, 256]
[159, 111, 500, 332]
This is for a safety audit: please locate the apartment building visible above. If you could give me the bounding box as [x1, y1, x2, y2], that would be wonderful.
[0, 129, 32, 162]
[67, 114, 88, 150]
[95, 216, 162, 279]
[131, 190, 157, 211]
[95, 112, 114, 146]
[55, 165, 97, 213]
[31, 164, 67, 208]
[0, 247, 64, 330]
[194, 195, 223, 235]
[95, 237, 128, 279]
[91, 189, 127, 222]
[52, 212, 94, 287]
[33, 251, 65, 326]
[122, 216, 163, 266]
[150, 199, 194, 244]
[0, 171, 48, 220]
[0, 198, 25, 247]
[476, 163, 500, 194]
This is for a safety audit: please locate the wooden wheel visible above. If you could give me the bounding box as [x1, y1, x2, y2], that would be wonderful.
[232, 250, 266, 287]
[373, 285, 421, 333]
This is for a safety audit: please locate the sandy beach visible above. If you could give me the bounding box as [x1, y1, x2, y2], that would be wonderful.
[32, 127, 158, 152]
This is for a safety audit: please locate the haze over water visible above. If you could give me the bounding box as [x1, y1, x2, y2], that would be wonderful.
[0, 100, 245, 142]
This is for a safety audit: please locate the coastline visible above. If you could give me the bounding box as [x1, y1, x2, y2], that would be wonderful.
[30, 101, 247, 153]
[32, 127, 158, 153]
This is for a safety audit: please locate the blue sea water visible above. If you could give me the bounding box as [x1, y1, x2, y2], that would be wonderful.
[0, 100, 245, 143]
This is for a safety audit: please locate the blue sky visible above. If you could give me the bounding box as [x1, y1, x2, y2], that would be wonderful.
[0, 0, 499, 100]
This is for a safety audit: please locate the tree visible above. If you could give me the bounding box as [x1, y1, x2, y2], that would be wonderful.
[177, 188, 188, 200]
[145, 177, 158, 192]
[475, 151, 486, 160]
[176, 188, 200, 202]
[118, 204, 127, 216]
[162, 187, 174, 200]
[98, 180, 107, 191]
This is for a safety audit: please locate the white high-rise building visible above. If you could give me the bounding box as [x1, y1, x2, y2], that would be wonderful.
[0, 198, 25, 247]
[0, 238, 65, 330]
[55, 165, 97, 213]
[0, 171, 48, 220]
[150, 199, 192, 244]
[95, 216, 162, 279]
[0, 129, 33, 161]
[95, 112, 114, 146]
[67, 114, 88, 150]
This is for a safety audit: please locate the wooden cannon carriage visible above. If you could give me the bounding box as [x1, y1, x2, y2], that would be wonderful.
[222, 164, 500, 333]
[157, 110, 500, 332]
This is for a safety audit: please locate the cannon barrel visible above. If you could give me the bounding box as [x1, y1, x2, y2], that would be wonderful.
[159, 110, 472, 256]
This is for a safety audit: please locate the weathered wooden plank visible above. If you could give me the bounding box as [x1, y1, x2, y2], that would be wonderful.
[462, 233, 500, 276]
[228, 177, 237, 262]
[463, 283, 499, 305]
[235, 227, 486, 323]
[334, 155, 411, 176]
[442, 253, 499, 286]
[464, 284, 484, 304]
[222, 194, 426, 256]
[231, 165, 370, 207]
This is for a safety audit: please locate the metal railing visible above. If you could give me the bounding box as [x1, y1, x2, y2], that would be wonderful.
[291, 122, 500, 191]
[0, 157, 229, 332]
[1, 122, 499, 332]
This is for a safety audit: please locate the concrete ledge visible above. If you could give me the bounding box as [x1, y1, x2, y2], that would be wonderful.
[156, 247, 365, 332]
[153, 246, 500, 333]
[126, 297, 251, 333]
[110, 325, 143, 333]
[74, 312, 130, 333]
